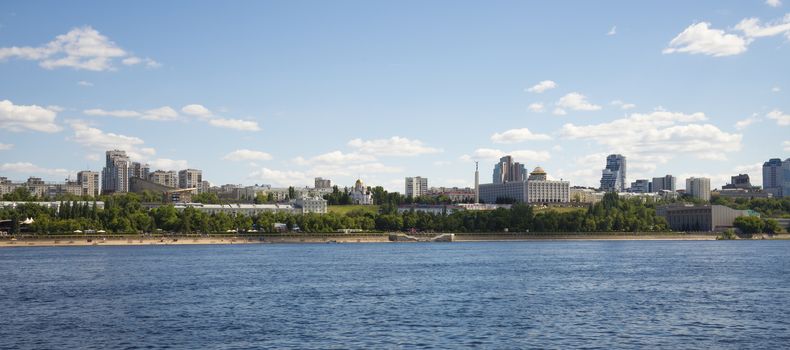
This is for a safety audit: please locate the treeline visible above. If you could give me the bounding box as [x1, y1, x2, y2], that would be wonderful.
[323, 185, 472, 207]
[711, 196, 790, 218]
[1, 193, 669, 235]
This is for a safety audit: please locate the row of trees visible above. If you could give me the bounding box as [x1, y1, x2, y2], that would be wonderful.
[1, 193, 672, 235]
[711, 196, 790, 218]
[733, 216, 782, 234]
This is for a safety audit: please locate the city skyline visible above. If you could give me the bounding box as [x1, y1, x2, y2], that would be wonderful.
[1, 1, 789, 192]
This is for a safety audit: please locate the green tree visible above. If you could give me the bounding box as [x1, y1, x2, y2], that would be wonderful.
[733, 216, 764, 234]
[763, 218, 780, 234]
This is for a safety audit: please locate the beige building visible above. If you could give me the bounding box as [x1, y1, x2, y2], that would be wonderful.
[570, 187, 604, 204]
[102, 149, 131, 194]
[77, 171, 100, 197]
[294, 196, 328, 214]
[685, 177, 711, 201]
[148, 170, 178, 188]
[178, 169, 202, 190]
[657, 204, 754, 232]
[525, 167, 570, 204]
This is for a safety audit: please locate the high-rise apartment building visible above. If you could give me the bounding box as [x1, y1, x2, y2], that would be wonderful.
[148, 170, 178, 188]
[630, 179, 651, 193]
[685, 177, 711, 201]
[652, 175, 677, 192]
[783, 159, 790, 199]
[130, 162, 150, 179]
[102, 150, 130, 194]
[763, 158, 786, 197]
[599, 154, 626, 192]
[492, 155, 527, 184]
[77, 170, 100, 197]
[405, 176, 429, 198]
[178, 169, 203, 190]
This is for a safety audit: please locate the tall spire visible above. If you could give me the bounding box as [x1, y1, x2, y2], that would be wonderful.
[474, 161, 480, 204]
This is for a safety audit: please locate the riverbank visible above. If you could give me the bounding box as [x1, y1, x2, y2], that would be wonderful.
[3, 232, 787, 247]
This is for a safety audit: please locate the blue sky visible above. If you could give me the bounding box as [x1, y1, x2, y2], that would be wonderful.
[0, 0, 788, 191]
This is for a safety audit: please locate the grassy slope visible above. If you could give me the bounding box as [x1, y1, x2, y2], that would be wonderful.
[327, 205, 380, 215]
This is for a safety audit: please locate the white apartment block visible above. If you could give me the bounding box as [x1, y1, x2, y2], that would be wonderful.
[685, 177, 711, 201]
[405, 176, 429, 198]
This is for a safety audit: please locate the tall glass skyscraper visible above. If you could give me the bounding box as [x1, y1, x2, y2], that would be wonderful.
[600, 154, 626, 192]
[492, 155, 527, 184]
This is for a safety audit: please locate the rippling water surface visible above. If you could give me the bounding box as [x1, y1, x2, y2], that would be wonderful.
[1, 241, 789, 349]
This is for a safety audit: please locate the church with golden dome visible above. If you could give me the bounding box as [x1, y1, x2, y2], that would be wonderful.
[349, 178, 373, 205]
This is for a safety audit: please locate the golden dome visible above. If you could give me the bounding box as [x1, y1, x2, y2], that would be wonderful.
[531, 166, 546, 174]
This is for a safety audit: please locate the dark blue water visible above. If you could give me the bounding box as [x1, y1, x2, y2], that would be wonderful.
[1, 241, 790, 349]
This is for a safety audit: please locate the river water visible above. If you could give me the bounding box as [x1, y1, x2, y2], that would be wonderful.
[1, 241, 789, 349]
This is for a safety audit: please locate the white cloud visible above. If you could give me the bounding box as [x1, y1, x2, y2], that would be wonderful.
[0, 99, 61, 133]
[249, 167, 309, 187]
[84, 108, 141, 118]
[773, 86, 781, 93]
[611, 100, 636, 110]
[766, 0, 782, 7]
[735, 163, 764, 177]
[83, 106, 178, 121]
[224, 149, 273, 162]
[607, 26, 617, 36]
[559, 110, 741, 161]
[147, 158, 188, 171]
[552, 108, 567, 116]
[621, 103, 636, 110]
[84, 103, 261, 131]
[68, 120, 152, 160]
[77, 80, 93, 87]
[181, 104, 212, 118]
[663, 22, 748, 57]
[68, 120, 187, 169]
[303, 158, 402, 178]
[309, 163, 402, 179]
[734, 113, 760, 130]
[784, 141, 790, 151]
[735, 15, 790, 38]
[767, 109, 790, 126]
[141, 106, 179, 121]
[208, 118, 261, 131]
[460, 148, 551, 163]
[121, 56, 159, 67]
[527, 102, 545, 113]
[490, 128, 552, 143]
[293, 151, 375, 166]
[345, 163, 402, 174]
[0, 143, 13, 150]
[556, 92, 602, 111]
[0, 26, 156, 71]
[348, 136, 441, 156]
[526, 80, 557, 93]
[0, 162, 71, 177]
[121, 56, 141, 65]
[665, 15, 790, 57]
